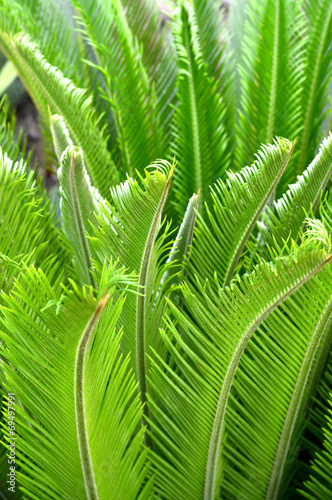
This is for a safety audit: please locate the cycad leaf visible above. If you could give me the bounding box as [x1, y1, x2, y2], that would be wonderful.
[189, 0, 236, 151]
[189, 137, 295, 287]
[160, 191, 199, 293]
[257, 132, 332, 252]
[220, 255, 332, 499]
[0, 148, 72, 292]
[90, 162, 173, 439]
[0, 32, 117, 197]
[0, 95, 26, 163]
[236, 0, 306, 174]
[295, 0, 332, 179]
[170, 1, 229, 219]
[72, 0, 162, 177]
[57, 146, 101, 287]
[148, 221, 332, 500]
[119, 0, 177, 151]
[0, 263, 149, 499]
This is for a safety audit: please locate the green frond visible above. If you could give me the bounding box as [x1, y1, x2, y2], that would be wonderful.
[90, 162, 173, 441]
[189, 0, 236, 152]
[0, 32, 117, 197]
[119, 0, 177, 150]
[57, 146, 101, 287]
[160, 191, 199, 293]
[299, 364, 332, 499]
[0, 0, 88, 89]
[258, 133, 332, 252]
[170, 1, 230, 218]
[189, 137, 295, 288]
[220, 264, 332, 499]
[0, 95, 26, 163]
[148, 220, 332, 500]
[295, 0, 332, 179]
[0, 263, 149, 499]
[0, 149, 72, 293]
[72, 0, 163, 177]
[236, 0, 306, 174]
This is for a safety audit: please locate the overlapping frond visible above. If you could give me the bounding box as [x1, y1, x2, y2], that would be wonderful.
[0, 0, 87, 88]
[170, 1, 229, 218]
[90, 163, 173, 438]
[72, 0, 162, 177]
[189, 0, 236, 152]
[119, 0, 177, 149]
[0, 148, 72, 292]
[257, 133, 332, 252]
[189, 137, 295, 287]
[220, 261, 332, 499]
[148, 220, 332, 500]
[0, 33, 117, 197]
[295, 0, 332, 179]
[0, 263, 149, 499]
[236, 0, 306, 174]
[0, 95, 26, 163]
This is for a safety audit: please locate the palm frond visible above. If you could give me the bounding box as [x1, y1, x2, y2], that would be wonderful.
[148, 220, 332, 500]
[0, 262, 149, 499]
[0, 32, 117, 197]
[0, 149, 72, 292]
[220, 258, 332, 499]
[0, 0, 87, 88]
[236, 0, 306, 175]
[299, 363, 332, 499]
[119, 0, 177, 150]
[256, 133, 332, 254]
[90, 162, 173, 440]
[189, 137, 295, 287]
[0, 95, 26, 163]
[295, 0, 332, 179]
[72, 0, 163, 177]
[170, 1, 230, 218]
[189, 0, 236, 151]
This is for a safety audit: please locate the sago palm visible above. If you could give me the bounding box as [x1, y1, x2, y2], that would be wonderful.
[0, 0, 332, 499]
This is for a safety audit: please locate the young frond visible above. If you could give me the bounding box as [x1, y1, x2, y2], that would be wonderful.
[189, 137, 295, 288]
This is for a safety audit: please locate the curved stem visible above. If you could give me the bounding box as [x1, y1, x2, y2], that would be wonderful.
[75, 295, 110, 500]
[136, 169, 173, 447]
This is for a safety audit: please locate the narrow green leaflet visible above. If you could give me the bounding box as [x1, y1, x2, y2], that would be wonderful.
[0, 32, 117, 197]
[148, 220, 332, 500]
[0, 263, 149, 500]
[189, 137, 295, 288]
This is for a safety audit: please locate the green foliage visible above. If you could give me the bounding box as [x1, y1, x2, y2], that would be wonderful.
[1, 1, 332, 499]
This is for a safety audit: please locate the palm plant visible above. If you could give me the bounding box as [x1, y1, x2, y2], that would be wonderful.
[0, 0, 332, 498]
